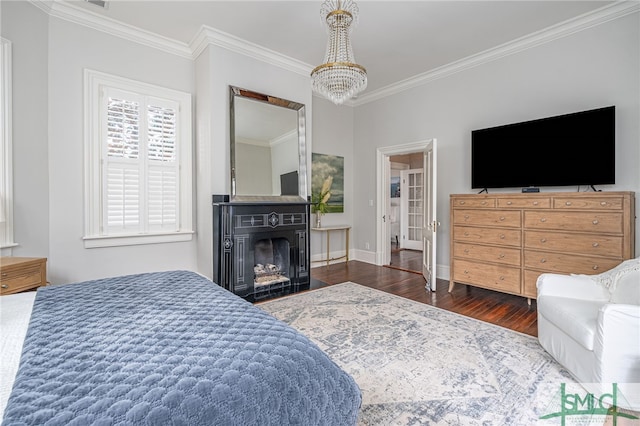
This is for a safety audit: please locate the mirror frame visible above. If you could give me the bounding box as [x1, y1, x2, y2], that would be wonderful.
[230, 86, 308, 203]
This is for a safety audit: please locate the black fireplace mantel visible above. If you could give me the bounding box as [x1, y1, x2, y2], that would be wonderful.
[212, 195, 310, 302]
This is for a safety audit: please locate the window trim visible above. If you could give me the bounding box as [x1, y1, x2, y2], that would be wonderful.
[0, 37, 17, 254]
[84, 69, 193, 248]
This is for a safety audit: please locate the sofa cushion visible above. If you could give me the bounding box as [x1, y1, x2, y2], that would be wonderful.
[538, 295, 608, 350]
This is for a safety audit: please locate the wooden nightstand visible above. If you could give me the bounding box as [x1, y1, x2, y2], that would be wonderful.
[0, 257, 47, 295]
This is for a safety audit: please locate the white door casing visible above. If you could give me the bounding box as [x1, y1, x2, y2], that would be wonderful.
[423, 140, 438, 291]
[376, 140, 437, 281]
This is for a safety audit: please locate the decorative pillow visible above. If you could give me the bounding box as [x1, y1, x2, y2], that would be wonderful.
[609, 266, 640, 304]
[572, 257, 640, 303]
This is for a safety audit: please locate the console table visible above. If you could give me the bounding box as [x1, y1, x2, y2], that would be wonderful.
[312, 225, 351, 266]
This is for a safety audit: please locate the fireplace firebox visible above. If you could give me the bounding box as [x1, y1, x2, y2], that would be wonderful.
[212, 196, 310, 302]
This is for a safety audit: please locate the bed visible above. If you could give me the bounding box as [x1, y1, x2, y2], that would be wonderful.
[0, 270, 361, 425]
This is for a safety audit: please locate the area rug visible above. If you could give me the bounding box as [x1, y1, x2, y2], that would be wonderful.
[258, 282, 577, 425]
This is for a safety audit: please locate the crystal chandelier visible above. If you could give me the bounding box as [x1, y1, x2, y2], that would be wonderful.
[311, 0, 367, 105]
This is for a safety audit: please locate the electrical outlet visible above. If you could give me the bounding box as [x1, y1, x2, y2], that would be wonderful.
[365, 242, 370, 250]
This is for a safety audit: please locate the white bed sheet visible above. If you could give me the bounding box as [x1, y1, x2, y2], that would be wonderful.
[0, 291, 36, 420]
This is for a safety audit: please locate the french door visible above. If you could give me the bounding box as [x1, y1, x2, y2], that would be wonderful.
[400, 169, 423, 251]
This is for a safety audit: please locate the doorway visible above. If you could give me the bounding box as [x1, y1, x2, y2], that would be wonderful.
[387, 156, 423, 273]
[376, 140, 438, 290]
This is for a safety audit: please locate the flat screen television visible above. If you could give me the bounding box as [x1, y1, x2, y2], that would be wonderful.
[280, 171, 299, 196]
[471, 106, 615, 190]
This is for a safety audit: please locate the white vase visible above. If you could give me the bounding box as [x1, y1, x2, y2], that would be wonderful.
[315, 213, 322, 228]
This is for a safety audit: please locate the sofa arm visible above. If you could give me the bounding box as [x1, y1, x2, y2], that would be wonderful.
[536, 273, 610, 301]
[594, 303, 640, 385]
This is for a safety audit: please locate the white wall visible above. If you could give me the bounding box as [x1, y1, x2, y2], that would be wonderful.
[194, 44, 313, 279]
[0, 2, 49, 260]
[350, 13, 640, 278]
[5, 3, 636, 284]
[44, 15, 198, 284]
[310, 97, 354, 263]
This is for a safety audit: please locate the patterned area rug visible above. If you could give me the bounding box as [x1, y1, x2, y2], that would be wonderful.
[259, 282, 577, 425]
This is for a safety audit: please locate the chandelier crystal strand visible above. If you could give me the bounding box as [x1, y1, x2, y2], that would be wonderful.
[311, 0, 367, 105]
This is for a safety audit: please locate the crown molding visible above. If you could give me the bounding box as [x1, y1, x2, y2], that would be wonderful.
[190, 25, 312, 76]
[30, 0, 192, 59]
[270, 129, 298, 147]
[353, 1, 640, 106]
[27, 0, 639, 106]
[28, 0, 53, 15]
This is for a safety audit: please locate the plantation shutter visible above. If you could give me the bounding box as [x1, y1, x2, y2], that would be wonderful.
[104, 90, 141, 234]
[102, 90, 179, 235]
[147, 99, 179, 232]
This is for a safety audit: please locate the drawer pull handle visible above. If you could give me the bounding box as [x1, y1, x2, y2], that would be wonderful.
[1, 284, 8, 289]
[540, 218, 547, 223]
[464, 215, 469, 220]
[481, 201, 487, 205]
[540, 238, 547, 243]
[460, 201, 466, 205]
[565, 201, 572, 206]
[1, 273, 7, 277]
[592, 220, 599, 225]
[540, 258, 547, 263]
[507, 201, 512, 205]
[600, 201, 607, 206]
[533, 201, 539, 206]
[592, 242, 599, 247]
[593, 265, 599, 271]
[499, 254, 505, 259]
[499, 276, 505, 281]
[464, 270, 469, 274]
[464, 232, 469, 237]
[499, 216, 505, 221]
[499, 234, 505, 239]
[464, 249, 469, 254]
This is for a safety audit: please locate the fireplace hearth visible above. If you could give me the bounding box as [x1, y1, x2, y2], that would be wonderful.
[212, 196, 310, 302]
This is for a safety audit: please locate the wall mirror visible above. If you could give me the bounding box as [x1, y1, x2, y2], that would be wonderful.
[230, 86, 308, 202]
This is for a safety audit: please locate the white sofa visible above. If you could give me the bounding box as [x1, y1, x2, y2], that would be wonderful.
[537, 258, 640, 411]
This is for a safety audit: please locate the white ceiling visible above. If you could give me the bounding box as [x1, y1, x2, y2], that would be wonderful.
[71, 0, 616, 94]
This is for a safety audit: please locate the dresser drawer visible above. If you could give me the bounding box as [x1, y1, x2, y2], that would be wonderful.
[524, 230, 623, 257]
[453, 226, 521, 247]
[452, 198, 495, 208]
[553, 197, 624, 210]
[453, 259, 521, 294]
[497, 197, 551, 209]
[454, 242, 521, 266]
[0, 266, 42, 295]
[524, 250, 621, 275]
[453, 210, 521, 228]
[524, 211, 623, 234]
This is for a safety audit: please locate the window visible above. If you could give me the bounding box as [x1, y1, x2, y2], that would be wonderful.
[0, 37, 16, 253]
[84, 70, 193, 248]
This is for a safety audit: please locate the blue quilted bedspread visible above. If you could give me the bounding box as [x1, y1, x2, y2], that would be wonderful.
[2, 271, 361, 425]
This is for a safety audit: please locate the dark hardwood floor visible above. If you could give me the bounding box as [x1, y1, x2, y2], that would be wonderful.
[309, 257, 539, 337]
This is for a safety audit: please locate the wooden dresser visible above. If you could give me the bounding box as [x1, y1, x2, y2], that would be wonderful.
[449, 192, 635, 300]
[0, 257, 47, 295]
